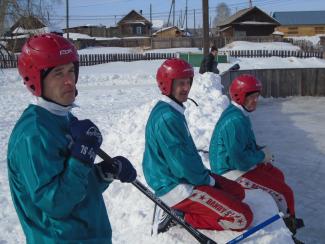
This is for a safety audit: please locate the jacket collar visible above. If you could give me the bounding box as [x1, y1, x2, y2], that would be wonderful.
[231, 101, 249, 117]
[160, 96, 185, 114]
[35, 97, 77, 116]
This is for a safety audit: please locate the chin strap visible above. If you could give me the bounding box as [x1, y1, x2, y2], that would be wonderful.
[242, 105, 253, 113]
[187, 97, 199, 107]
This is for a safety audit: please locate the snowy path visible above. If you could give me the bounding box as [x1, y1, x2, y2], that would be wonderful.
[251, 97, 325, 243]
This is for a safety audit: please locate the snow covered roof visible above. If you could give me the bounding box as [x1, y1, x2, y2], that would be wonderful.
[152, 26, 180, 35]
[238, 21, 277, 25]
[120, 20, 146, 25]
[12, 26, 63, 35]
[272, 31, 284, 36]
[2, 34, 30, 39]
[63, 33, 95, 40]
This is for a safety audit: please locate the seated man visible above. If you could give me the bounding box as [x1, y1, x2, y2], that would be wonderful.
[142, 58, 253, 233]
[209, 74, 304, 236]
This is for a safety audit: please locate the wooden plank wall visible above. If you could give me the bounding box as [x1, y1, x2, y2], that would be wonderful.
[221, 68, 325, 97]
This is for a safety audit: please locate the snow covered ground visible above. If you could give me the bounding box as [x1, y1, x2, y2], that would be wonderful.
[77, 40, 303, 55]
[219, 41, 301, 51]
[1, 58, 325, 243]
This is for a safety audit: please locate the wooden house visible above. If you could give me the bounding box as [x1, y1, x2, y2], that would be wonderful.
[217, 6, 280, 38]
[116, 10, 152, 37]
[9, 16, 46, 35]
[272, 11, 325, 36]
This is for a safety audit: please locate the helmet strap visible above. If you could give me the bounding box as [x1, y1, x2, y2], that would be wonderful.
[168, 95, 184, 107]
[187, 97, 199, 106]
[242, 105, 254, 113]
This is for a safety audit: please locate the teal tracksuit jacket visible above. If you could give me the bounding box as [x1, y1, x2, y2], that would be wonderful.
[142, 98, 211, 198]
[209, 103, 265, 175]
[7, 104, 112, 244]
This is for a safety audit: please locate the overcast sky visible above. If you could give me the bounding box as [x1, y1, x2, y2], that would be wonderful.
[52, 0, 325, 28]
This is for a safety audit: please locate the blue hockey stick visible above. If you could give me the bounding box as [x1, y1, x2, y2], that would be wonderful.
[227, 212, 284, 244]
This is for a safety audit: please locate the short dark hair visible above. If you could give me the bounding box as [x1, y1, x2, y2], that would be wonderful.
[210, 45, 218, 52]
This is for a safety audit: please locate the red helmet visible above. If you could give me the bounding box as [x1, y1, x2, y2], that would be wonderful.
[156, 58, 194, 95]
[229, 74, 262, 105]
[18, 33, 79, 96]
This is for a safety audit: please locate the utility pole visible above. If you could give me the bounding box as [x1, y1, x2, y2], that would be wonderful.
[66, 0, 69, 39]
[194, 9, 196, 32]
[0, 0, 9, 36]
[249, 0, 253, 8]
[185, 0, 188, 31]
[167, 0, 175, 26]
[173, 0, 175, 26]
[202, 0, 209, 55]
[150, 4, 152, 35]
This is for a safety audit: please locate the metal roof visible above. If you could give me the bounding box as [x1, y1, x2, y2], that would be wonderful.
[272, 11, 325, 25]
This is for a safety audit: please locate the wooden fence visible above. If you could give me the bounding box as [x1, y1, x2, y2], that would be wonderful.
[227, 50, 323, 58]
[2, 49, 324, 69]
[221, 68, 325, 97]
[0, 52, 176, 68]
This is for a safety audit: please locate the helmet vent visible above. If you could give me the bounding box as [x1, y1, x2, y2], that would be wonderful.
[24, 76, 29, 81]
[30, 85, 35, 91]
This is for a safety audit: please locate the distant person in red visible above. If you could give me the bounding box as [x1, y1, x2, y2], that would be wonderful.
[209, 74, 304, 237]
[199, 45, 219, 74]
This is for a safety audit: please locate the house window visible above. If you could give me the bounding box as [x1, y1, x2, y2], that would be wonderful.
[136, 26, 143, 35]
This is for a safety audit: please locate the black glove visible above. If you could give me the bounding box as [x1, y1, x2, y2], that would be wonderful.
[69, 119, 103, 164]
[97, 156, 137, 183]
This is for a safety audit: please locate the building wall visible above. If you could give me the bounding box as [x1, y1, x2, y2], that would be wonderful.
[276, 25, 325, 36]
[119, 24, 150, 37]
[234, 25, 275, 36]
[154, 28, 182, 38]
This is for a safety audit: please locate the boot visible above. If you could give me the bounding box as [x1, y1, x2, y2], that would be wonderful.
[292, 236, 304, 244]
[284, 215, 305, 235]
[157, 210, 184, 234]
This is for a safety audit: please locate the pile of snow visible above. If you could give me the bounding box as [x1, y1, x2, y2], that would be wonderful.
[227, 57, 325, 70]
[63, 33, 121, 41]
[286, 35, 325, 46]
[220, 41, 300, 51]
[78, 46, 202, 54]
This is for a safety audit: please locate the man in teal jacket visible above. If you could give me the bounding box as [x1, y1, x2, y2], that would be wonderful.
[209, 74, 304, 236]
[7, 33, 136, 244]
[143, 58, 252, 234]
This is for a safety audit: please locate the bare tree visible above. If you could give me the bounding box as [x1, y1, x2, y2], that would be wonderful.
[213, 2, 231, 28]
[0, 0, 10, 36]
[2, 0, 62, 34]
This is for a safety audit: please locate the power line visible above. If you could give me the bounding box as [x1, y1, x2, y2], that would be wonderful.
[50, 0, 299, 25]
